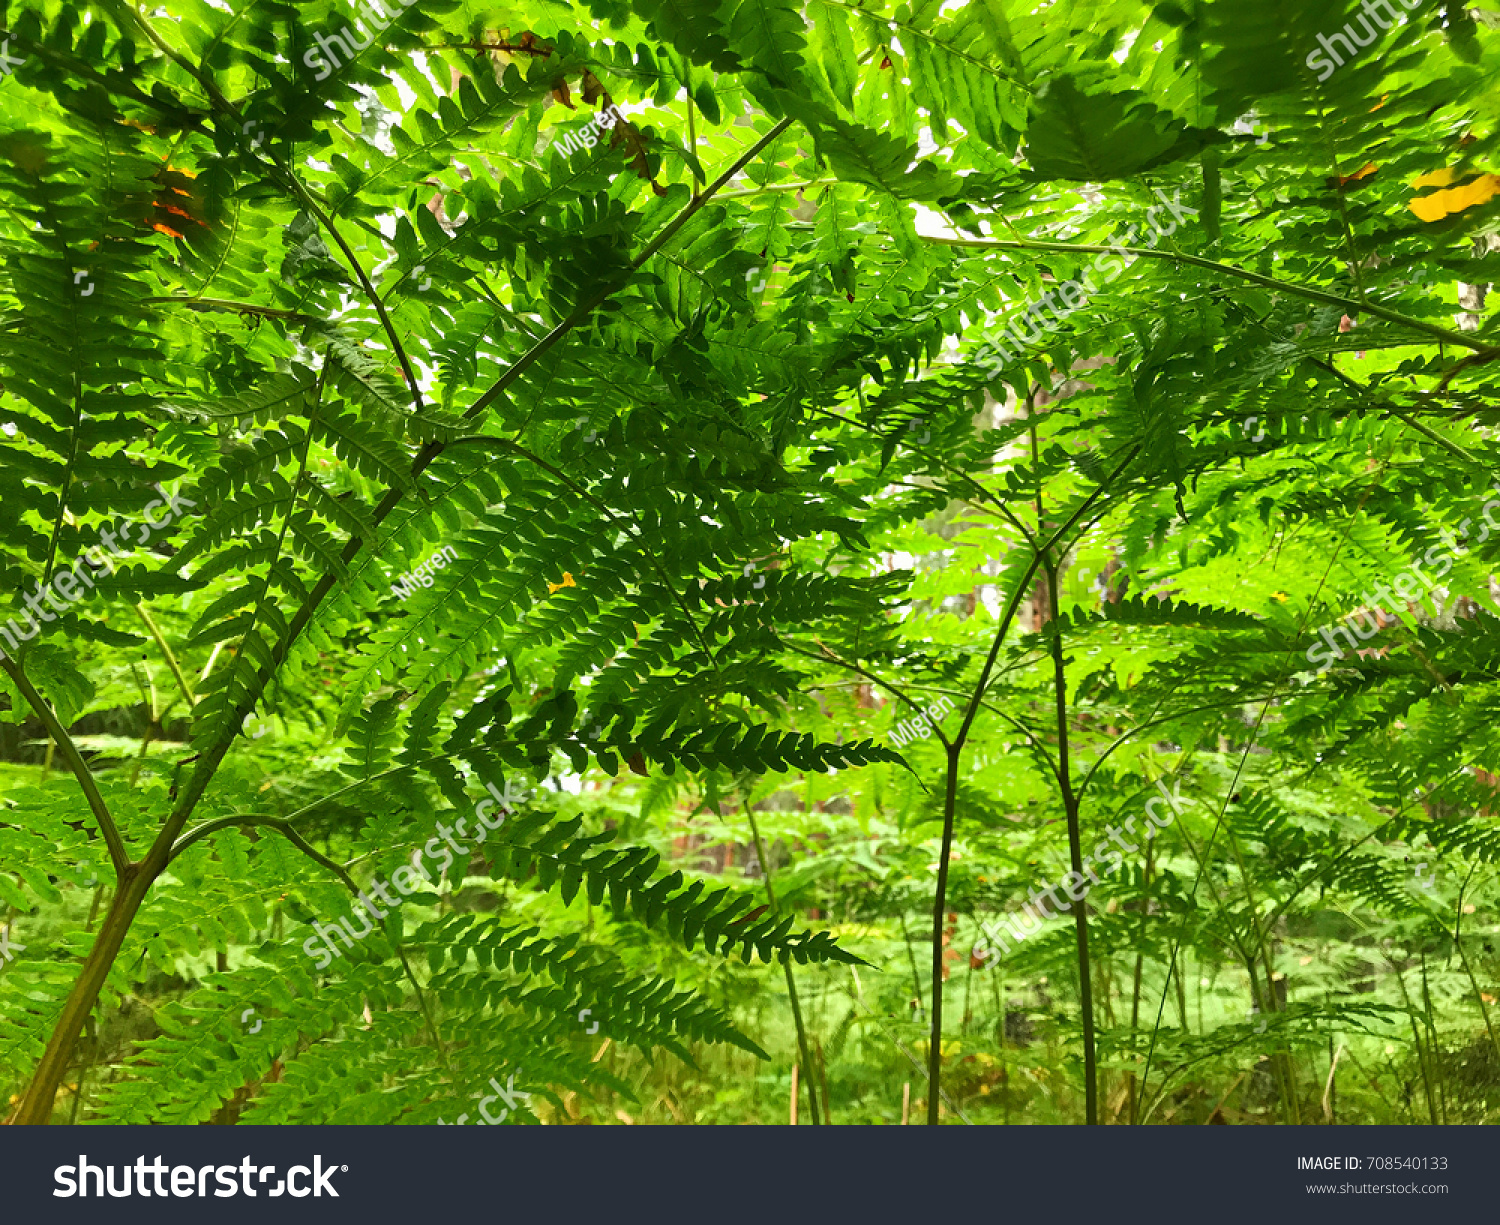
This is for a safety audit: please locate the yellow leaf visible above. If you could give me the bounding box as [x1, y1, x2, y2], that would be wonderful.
[547, 572, 576, 594]
[1410, 172, 1500, 222]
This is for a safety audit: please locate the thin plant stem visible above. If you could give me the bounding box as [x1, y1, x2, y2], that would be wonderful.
[1451, 868, 1500, 1068]
[1419, 951, 1448, 1125]
[1392, 958, 1439, 1125]
[923, 233, 1496, 355]
[1033, 405, 1098, 1122]
[0, 655, 129, 878]
[134, 603, 196, 706]
[898, 909, 926, 1019]
[1043, 555, 1098, 1124]
[66, 1019, 95, 1124]
[396, 945, 452, 1074]
[925, 745, 960, 1125]
[742, 798, 821, 1125]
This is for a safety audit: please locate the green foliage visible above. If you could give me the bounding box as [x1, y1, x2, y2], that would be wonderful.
[2, 0, 1500, 1128]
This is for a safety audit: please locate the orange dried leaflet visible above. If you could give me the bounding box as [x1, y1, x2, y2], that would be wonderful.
[1409, 166, 1500, 222]
[148, 165, 210, 239]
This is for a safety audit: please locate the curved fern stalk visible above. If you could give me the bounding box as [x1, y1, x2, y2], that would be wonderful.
[925, 233, 1500, 358]
[0, 655, 129, 879]
[193, 365, 328, 753]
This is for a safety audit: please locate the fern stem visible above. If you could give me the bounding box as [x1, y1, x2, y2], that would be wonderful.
[742, 799, 821, 1125]
[167, 814, 353, 893]
[396, 946, 452, 1074]
[1075, 696, 1278, 803]
[898, 909, 926, 1018]
[1317, 100, 1371, 312]
[1391, 957, 1440, 1125]
[1296, 343, 1484, 468]
[1218, 817, 1300, 1123]
[1126, 835, 1152, 1117]
[38, 349, 85, 587]
[846, 973, 972, 1123]
[681, 57, 699, 194]
[1223, 294, 1487, 469]
[10, 866, 154, 1123]
[1027, 398, 1100, 1123]
[1342, 1044, 1412, 1122]
[719, 179, 837, 200]
[1419, 952, 1449, 1125]
[1451, 866, 1500, 1069]
[141, 296, 318, 324]
[208, 364, 323, 783]
[782, 640, 953, 753]
[65, 1017, 97, 1125]
[924, 234, 1497, 356]
[83, 883, 104, 934]
[0, 654, 129, 879]
[173, 812, 452, 1073]
[287, 186, 425, 415]
[127, 705, 155, 790]
[924, 745, 964, 1127]
[134, 603, 196, 707]
[1042, 557, 1099, 1124]
[804, 403, 1039, 550]
[1137, 493, 1382, 1119]
[948, 443, 1143, 754]
[815, 1039, 833, 1124]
